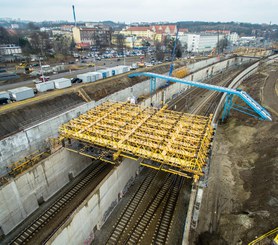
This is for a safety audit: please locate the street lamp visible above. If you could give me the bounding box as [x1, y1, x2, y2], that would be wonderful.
[39, 58, 45, 83]
[123, 48, 126, 66]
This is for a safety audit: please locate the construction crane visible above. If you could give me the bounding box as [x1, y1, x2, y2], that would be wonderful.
[168, 24, 180, 78]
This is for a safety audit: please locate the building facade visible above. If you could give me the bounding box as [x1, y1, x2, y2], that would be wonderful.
[228, 32, 239, 44]
[179, 34, 224, 53]
[72, 25, 112, 48]
[120, 24, 178, 43]
[0, 44, 22, 55]
[120, 27, 155, 40]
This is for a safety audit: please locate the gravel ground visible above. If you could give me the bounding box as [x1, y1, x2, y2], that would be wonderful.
[193, 62, 278, 244]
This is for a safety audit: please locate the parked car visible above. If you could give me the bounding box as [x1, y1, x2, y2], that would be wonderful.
[0, 98, 9, 105]
[39, 76, 50, 82]
[130, 63, 138, 70]
[71, 78, 83, 83]
[145, 63, 153, 67]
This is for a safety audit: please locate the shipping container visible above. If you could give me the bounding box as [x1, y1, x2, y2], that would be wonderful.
[35, 81, 55, 92]
[53, 64, 65, 72]
[115, 67, 124, 75]
[77, 73, 96, 83]
[97, 69, 111, 79]
[8, 87, 34, 101]
[88, 72, 102, 80]
[117, 65, 130, 73]
[0, 91, 9, 99]
[53, 78, 72, 89]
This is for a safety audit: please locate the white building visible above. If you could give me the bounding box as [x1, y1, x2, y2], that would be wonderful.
[0, 44, 22, 55]
[228, 32, 239, 44]
[179, 34, 224, 53]
[198, 35, 224, 52]
[11, 24, 19, 29]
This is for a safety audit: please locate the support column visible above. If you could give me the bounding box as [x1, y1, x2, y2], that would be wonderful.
[221, 94, 234, 122]
[150, 77, 156, 104]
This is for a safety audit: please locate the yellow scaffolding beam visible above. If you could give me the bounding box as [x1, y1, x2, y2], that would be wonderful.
[59, 101, 214, 179]
[248, 227, 278, 245]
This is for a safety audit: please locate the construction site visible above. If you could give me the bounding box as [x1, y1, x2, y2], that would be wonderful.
[0, 50, 277, 245]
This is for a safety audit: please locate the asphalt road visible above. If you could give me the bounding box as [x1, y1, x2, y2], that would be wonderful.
[0, 56, 147, 91]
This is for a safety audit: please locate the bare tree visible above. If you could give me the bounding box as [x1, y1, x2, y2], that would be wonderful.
[116, 34, 125, 54]
[29, 31, 51, 55]
[52, 34, 71, 55]
[175, 40, 183, 58]
[155, 41, 165, 61]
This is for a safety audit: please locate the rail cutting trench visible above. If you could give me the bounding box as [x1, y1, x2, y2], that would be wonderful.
[3, 59, 254, 244]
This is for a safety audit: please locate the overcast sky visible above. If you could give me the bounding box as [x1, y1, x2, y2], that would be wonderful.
[1, 0, 277, 24]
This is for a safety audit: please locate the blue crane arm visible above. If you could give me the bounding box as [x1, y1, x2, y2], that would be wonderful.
[169, 26, 179, 77]
[128, 72, 272, 121]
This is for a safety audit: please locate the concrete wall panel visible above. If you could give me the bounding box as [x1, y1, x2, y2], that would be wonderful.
[48, 159, 140, 245]
[0, 148, 91, 235]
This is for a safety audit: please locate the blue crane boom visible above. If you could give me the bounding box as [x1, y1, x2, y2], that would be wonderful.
[168, 25, 179, 77]
[128, 72, 272, 121]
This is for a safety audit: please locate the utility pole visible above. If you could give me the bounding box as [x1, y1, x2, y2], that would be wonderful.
[217, 30, 220, 55]
[124, 48, 126, 66]
[39, 58, 45, 83]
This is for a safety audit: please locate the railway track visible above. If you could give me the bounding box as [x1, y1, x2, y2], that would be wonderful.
[168, 65, 250, 113]
[10, 162, 112, 245]
[106, 171, 183, 245]
[106, 169, 158, 244]
[151, 176, 184, 244]
[101, 66, 247, 245]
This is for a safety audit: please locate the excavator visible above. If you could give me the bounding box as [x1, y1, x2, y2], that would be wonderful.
[16, 63, 34, 74]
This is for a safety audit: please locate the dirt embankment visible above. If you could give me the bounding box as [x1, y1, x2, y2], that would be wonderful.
[195, 63, 278, 244]
[0, 93, 84, 139]
[0, 61, 187, 139]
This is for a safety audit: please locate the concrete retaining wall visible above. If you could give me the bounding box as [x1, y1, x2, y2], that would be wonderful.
[47, 158, 140, 245]
[0, 148, 92, 235]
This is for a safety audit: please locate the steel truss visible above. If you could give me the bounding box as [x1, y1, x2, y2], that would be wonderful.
[59, 102, 214, 180]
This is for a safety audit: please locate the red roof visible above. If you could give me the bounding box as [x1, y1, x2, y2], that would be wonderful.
[151, 25, 177, 35]
[126, 26, 152, 32]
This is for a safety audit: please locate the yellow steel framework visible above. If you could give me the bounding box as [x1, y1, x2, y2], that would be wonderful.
[7, 151, 49, 177]
[59, 102, 214, 180]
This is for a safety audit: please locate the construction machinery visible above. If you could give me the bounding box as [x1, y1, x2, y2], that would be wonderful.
[168, 25, 179, 77]
[172, 67, 189, 78]
[16, 63, 34, 74]
[208, 48, 216, 57]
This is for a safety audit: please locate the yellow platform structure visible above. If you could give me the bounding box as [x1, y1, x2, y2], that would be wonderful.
[59, 102, 214, 180]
